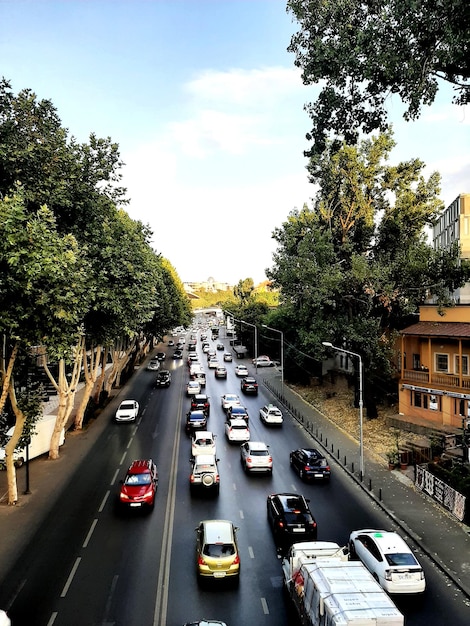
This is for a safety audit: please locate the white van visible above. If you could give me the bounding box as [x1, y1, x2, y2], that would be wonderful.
[0, 415, 65, 468]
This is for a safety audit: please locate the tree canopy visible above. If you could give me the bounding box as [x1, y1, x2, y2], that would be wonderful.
[287, 0, 470, 153]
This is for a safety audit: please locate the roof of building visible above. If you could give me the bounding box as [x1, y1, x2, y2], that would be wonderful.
[400, 321, 470, 338]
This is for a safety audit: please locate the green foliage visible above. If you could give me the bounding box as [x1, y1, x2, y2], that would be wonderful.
[267, 131, 466, 397]
[287, 0, 470, 155]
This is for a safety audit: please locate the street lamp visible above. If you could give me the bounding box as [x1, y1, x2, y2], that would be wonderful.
[262, 324, 284, 394]
[240, 320, 258, 369]
[322, 341, 364, 478]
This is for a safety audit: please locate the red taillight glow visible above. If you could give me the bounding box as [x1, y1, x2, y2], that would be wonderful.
[232, 554, 240, 565]
[198, 555, 206, 565]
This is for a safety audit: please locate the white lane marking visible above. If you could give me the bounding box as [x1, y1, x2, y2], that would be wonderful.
[99, 491, 110, 512]
[83, 519, 98, 548]
[61, 557, 81, 597]
[239, 510, 244, 519]
[46, 612, 58, 625]
[261, 597, 269, 614]
[248, 546, 254, 559]
[233, 482, 237, 491]
[110, 469, 120, 486]
[119, 452, 127, 466]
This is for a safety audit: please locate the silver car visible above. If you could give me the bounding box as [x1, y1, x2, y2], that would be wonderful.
[240, 441, 272, 473]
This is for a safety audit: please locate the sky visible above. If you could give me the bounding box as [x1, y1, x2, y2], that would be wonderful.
[1, 0, 469, 286]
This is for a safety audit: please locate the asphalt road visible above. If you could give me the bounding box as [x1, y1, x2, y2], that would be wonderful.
[1, 335, 469, 625]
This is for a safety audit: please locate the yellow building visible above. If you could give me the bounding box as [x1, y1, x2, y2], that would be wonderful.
[399, 305, 470, 429]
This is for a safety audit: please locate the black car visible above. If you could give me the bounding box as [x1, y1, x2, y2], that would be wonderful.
[155, 369, 171, 388]
[289, 448, 331, 482]
[240, 376, 258, 394]
[156, 351, 166, 361]
[190, 394, 210, 416]
[226, 405, 249, 423]
[173, 349, 183, 359]
[266, 493, 317, 548]
[185, 410, 208, 434]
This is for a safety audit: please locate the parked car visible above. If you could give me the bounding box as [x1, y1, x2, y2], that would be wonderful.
[186, 381, 201, 396]
[225, 418, 250, 443]
[252, 355, 275, 367]
[234, 364, 248, 377]
[266, 493, 317, 548]
[195, 519, 239, 581]
[215, 366, 227, 379]
[348, 529, 426, 594]
[155, 370, 172, 388]
[185, 410, 208, 434]
[259, 404, 283, 426]
[240, 441, 272, 473]
[115, 400, 139, 423]
[289, 448, 331, 481]
[146, 358, 160, 371]
[240, 376, 258, 394]
[221, 393, 241, 412]
[190, 455, 220, 495]
[118, 459, 158, 511]
[191, 394, 211, 416]
[191, 431, 216, 457]
[223, 352, 233, 362]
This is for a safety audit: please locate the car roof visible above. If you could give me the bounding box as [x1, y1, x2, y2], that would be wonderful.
[127, 459, 154, 474]
[200, 519, 234, 543]
[298, 448, 325, 459]
[273, 493, 307, 509]
[194, 454, 217, 464]
[194, 394, 208, 400]
[192, 431, 213, 440]
[354, 530, 412, 553]
[229, 418, 249, 425]
[245, 441, 269, 450]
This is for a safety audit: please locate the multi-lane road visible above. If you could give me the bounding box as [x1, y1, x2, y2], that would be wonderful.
[2, 334, 469, 625]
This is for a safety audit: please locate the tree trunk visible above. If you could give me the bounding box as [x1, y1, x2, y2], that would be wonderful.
[93, 346, 109, 404]
[74, 344, 102, 430]
[43, 342, 84, 459]
[5, 381, 26, 505]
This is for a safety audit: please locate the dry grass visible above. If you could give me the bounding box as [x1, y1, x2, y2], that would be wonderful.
[290, 378, 425, 464]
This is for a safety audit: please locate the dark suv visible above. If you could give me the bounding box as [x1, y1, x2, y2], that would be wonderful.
[185, 410, 208, 434]
[240, 376, 258, 394]
[289, 448, 331, 482]
[191, 394, 210, 416]
[266, 492, 317, 548]
[155, 370, 171, 388]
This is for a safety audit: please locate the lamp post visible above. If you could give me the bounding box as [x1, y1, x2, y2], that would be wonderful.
[240, 320, 258, 369]
[322, 341, 364, 479]
[262, 324, 284, 394]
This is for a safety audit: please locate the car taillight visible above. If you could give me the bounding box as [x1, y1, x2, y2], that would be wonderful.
[198, 555, 206, 566]
[215, 474, 220, 482]
[190, 475, 195, 483]
[232, 554, 240, 565]
[277, 521, 285, 528]
[247, 456, 252, 463]
[304, 465, 310, 472]
[268, 456, 272, 463]
[325, 466, 330, 471]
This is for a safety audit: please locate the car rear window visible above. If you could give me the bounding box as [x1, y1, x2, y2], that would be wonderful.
[251, 450, 269, 456]
[203, 543, 235, 557]
[385, 552, 419, 566]
[284, 512, 309, 524]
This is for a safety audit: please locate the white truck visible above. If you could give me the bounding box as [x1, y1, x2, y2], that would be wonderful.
[281, 542, 404, 626]
[0, 415, 65, 468]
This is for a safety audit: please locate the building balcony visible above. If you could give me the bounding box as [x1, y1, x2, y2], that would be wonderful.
[402, 369, 470, 390]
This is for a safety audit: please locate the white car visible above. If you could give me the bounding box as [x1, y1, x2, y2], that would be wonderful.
[225, 418, 250, 443]
[208, 358, 218, 369]
[146, 358, 160, 371]
[191, 431, 216, 457]
[179, 336, 186, 344]
[186, 380, 201, 396]
[115, 400, 139, 423]
[223, 352, 233, 362]
[252, 355, 275, 367]
[234, 364, 249, 377]
[0, 610, 11, 626]
[240, 441, 272, 473]
[221, 393, 241, 412]
[259, 404, 284, 426]
[349, 529, 426, 595]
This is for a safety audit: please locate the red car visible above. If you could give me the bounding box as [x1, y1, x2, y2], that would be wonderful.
[119, 459, 158, 511]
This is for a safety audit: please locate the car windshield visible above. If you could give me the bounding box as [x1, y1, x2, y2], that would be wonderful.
[385, 552, 418, 566]
[203, 543, 235, 557]
[125, 474, 151, 485]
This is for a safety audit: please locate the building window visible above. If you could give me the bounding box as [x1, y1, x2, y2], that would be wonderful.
[412, 353, 420, 370]
[414, 392, 422, 407]
[435, 353, 449, 373]
[429, 395, 438, 411]
[455, 355, 469, 375]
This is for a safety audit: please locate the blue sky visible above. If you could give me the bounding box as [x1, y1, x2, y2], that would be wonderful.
[1, 0, 469, 285]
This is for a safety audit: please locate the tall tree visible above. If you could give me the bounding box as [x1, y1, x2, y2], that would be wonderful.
[287, 0, 470, 154]
[267, 132, 469, 404]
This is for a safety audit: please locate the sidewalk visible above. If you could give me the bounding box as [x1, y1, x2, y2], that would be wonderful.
[261, 371, 470, 599]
